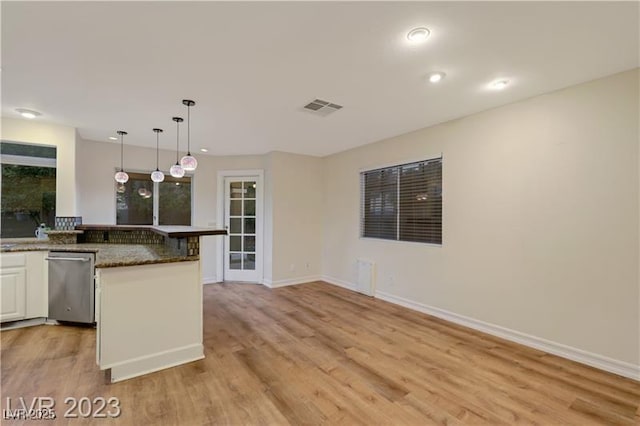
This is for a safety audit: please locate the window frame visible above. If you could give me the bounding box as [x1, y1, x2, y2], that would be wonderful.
[1, 141, 57, 238]
[360, 155, 443, 247]
[114, 170, 194, 226]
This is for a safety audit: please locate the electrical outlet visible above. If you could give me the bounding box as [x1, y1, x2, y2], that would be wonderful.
[290, 263, 295, 272]
[305, 262, 310, 270]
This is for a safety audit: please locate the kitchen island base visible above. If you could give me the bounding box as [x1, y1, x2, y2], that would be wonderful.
[96, 261, 203, 383]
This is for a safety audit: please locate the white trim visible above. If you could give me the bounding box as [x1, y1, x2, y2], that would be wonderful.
[359, 153, 443, 173]
[152, 179, 160, 225]
[105, 343, 204, 383]
[0, 317, 46, 330]
[202, 276, 220, 285]
[0, 154, 56, 168]
[216, 169, 265, 284]
[189, 172, 196, 227]
[216, 175, 224, 283]
[262, 275, 322, 289]
[374, 290, 640, 381]
[320, 275, 357, 291]
[359, 236, 443, 248]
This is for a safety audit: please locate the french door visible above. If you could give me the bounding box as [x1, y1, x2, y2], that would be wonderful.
[223, 176, 262, 282]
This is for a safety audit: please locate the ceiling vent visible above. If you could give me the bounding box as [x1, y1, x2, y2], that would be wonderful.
[302, 99, 343, 117]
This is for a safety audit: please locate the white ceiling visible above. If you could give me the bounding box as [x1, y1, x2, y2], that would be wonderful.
[2, 1, 638, 157]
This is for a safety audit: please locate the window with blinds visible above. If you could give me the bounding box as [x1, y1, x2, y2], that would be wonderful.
[361, 157, 442, 244]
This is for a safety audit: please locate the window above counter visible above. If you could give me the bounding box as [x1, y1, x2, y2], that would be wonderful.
[1, 141, 57, 238]
[115, 172, 192, 226]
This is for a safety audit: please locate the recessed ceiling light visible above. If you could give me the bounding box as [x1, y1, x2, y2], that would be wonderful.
[200, 148, 209, 153]
[15, 108, 41, 119]
[407, 27, 430, 43]
[489, 79, 510, 90]
[108, 136, 118, 141]
[427, 72, 446, 83]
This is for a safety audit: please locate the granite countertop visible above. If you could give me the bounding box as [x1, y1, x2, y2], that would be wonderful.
[75, 224, 226, 238]
[0, 241, 198, 268]
[46, 230, 84, 235]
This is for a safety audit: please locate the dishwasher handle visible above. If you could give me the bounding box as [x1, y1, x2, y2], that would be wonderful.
[45, 256, 91, 262]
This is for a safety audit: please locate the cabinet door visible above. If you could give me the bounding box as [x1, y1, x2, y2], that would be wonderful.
[1, 268, 26, 322]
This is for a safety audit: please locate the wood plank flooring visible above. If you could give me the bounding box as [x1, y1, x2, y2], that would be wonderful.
[1, 281, 639, 425]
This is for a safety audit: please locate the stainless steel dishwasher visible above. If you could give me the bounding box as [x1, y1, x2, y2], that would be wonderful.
[46, 252, 95, 324]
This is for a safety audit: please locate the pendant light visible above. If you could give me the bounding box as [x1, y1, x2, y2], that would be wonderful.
[150, 128, 165, 183]
[114, 130, 129, 183]
[180, 99, 198, 171]
[169, 117, 185, 178]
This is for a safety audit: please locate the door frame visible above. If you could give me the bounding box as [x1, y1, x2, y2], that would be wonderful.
[216, 169, 264, 283]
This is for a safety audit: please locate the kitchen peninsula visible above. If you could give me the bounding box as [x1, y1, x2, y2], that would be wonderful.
[81, 224, 225, 382]
[1, 224, 225, 383]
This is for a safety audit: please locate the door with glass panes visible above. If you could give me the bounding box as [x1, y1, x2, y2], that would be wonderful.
[224, 177, 260, 282]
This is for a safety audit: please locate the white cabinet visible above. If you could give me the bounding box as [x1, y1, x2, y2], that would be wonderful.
[1, 254, 27, 322]
[0, 251, 48, 322]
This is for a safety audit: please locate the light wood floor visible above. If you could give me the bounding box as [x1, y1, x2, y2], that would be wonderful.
[1, 281, 639, 425]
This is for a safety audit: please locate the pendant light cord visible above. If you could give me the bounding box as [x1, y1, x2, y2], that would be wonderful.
[187, 105, 191, 155]
[156, 131, 160, 170]
[120, 133, 124, 172]
[175, 120, 180, 163]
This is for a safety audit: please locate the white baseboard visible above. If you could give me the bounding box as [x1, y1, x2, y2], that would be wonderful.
[318, 276, 638, 381]
[106, 343, 204, 383]
[373, 290, 639, 381]
[263, 275, 322, 288]
[202, 276, 221, 285]
[320, 275, 357, 291]
[1, 317, 46, 330]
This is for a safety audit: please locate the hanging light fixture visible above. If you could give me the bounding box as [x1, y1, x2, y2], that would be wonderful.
[150, 128, 165, 183]
[114, 130, 129, 183]
[169, 117, 185, 178]
[180, 99, 198, 171]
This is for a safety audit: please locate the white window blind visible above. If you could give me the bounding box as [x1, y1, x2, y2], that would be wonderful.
[361, 157, 442, 244]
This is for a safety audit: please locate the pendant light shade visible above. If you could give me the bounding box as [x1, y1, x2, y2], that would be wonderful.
[170, 117, 185, 178]
[169, 163, 185, 178]
[114, 171, 129, 184]
[180, 154, 197, 171]
[179, 99, 198, 171]
[114, 130, 129, 183]
[151, 128, 165, 183]
[151, 170, 165, 182]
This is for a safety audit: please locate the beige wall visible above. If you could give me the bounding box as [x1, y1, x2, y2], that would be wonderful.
[322, 69, 640, 366]
[1, 118, 78, 216]
[266, 151, 324, 285]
